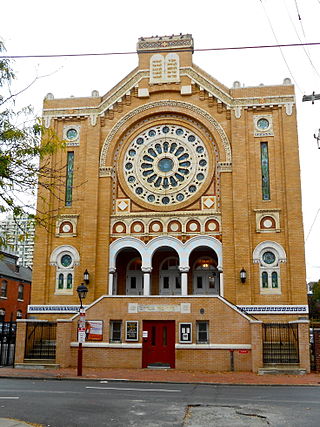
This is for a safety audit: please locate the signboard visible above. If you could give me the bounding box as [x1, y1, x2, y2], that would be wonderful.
[85, 320, 103, 341]
[78, 310, 86, 343]
[126, 321, 139, 341]
[239, 350, 249, 354]
[179, 323, 192, 343]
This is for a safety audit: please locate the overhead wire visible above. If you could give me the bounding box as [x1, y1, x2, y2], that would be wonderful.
[305, 208, 320, 242]
[259, 0, 303, 93]
[1, 41, 320, 60]
[284, 0, 320, 83]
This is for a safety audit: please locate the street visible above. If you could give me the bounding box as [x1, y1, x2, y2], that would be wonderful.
[0, 379, 319, 426]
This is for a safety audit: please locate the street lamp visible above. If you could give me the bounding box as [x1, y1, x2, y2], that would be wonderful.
[83, 269, 90, 285]
[76, 283, 88, 376]
[240, 268, 247, 283]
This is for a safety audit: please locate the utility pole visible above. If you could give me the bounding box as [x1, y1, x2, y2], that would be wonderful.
[314, 130, 320, 149]
[302, 91, 320, 104]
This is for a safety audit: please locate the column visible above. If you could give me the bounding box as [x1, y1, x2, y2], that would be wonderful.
[108, 268, 116, 296]
[218, 268, 224, 297]
[142, 267, 152, 296]
[179, 267, 189, 296]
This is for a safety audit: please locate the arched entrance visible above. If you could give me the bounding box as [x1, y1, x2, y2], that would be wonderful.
[159, 257, 181, 295]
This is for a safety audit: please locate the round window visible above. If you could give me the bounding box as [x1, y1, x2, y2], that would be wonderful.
[262, 251, 276, 265]
[257, 118, 270, 130]
[61, 254, 72, 267]
[66, 128, 78, 140]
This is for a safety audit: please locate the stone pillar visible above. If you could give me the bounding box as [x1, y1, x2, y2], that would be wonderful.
[218, 269, 224, 297]
[56, 320, 73, 368]
[179, 267, 189, 296]
[290, 320, 311, 373]
[142, 267, 152, 296]
[108, 268, 116, 295]
[250, 320, 263, 373]
[14, 320, 28, 365]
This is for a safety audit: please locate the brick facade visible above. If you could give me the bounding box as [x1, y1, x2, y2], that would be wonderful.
[19, 34, 309, 372]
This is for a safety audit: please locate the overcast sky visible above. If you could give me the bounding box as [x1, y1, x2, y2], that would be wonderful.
[1, 0, 320, 281]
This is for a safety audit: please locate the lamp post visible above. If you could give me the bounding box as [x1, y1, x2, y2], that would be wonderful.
[77, 282, 88, 377]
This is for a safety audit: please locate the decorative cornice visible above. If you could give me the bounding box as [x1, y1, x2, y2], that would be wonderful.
[42, 67, 295, 125]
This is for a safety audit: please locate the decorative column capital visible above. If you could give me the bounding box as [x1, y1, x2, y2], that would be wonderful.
[109, 268, 116, 274]
[179, 266, 190, 273]
[141, 267, 153, 273]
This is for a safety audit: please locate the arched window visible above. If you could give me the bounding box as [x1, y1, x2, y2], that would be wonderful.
[253, 241, 285, 294]
[50, 245, 80, 294]
[18, 285, 24, 300]
[1, 281, 7, 298]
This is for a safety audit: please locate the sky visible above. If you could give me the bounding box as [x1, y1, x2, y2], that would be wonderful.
[1, 0, 320, 282]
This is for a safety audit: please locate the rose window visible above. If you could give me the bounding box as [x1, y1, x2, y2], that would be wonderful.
[123, 124, 210, 207]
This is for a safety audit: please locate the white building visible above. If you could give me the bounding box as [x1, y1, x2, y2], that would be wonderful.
[0, 215, 35, 268]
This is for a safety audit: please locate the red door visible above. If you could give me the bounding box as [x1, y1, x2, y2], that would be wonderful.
[142, 320, 175, 368]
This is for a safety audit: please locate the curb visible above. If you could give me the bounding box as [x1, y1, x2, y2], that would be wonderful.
[0, 374, 319, 386]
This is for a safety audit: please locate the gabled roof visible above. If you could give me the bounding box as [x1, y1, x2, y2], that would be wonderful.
[0, 251, 32, 283]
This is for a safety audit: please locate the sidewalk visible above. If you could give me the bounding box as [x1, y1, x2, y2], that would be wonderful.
[0, 366, 319, 385]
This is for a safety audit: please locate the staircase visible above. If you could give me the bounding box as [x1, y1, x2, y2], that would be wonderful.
[15, 340, 59, 369]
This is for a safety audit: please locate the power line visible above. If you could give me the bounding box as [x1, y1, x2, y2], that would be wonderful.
[259, 0, 303, 93]
[1, 41, 320, 60]
[306, 208, 320, 242]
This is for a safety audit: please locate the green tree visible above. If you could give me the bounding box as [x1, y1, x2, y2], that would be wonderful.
[0, 41, 65, 246]
[309, 280, 320, 320]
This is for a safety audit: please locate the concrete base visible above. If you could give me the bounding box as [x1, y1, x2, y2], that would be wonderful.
[15, 360, 60, 370]
[258, 365, 306, 375]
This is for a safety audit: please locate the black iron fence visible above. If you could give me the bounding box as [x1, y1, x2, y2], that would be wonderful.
[0, 321, 16, 366]
[25, 322, 56, 360]
[263, 323, 299, 364]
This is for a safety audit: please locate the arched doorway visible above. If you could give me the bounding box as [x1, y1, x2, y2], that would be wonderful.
[159, 257, 181, 295]
[126, 257, 143, 295]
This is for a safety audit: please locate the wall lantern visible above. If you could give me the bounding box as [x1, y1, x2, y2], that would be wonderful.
[77, 283, 88, 309]
[240, 268, 247, 283]
[83, 269, 90, 285]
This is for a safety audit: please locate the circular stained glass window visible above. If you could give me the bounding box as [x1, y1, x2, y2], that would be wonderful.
[158, 158, 174, 173]
[66, 128, 78, 140]
[123, 124, 210, 207]
[262, 251, 276, 264]
[257, 118, 270, 130]
[61, 254, 72, 267]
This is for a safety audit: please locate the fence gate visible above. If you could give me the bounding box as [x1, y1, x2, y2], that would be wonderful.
[0, 321, 17, 366]
[25, 322, 56, 360]
[263, 323, 299, 364]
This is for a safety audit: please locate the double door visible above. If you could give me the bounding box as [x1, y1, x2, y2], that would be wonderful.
[142, 320, 175, 368]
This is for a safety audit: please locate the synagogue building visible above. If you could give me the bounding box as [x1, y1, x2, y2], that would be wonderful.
[16, 34, 309, 372]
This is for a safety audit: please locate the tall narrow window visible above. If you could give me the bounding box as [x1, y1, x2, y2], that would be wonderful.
[110, 320, 122, 343]
[260, 142, 270, 200]
[197, 321, 209, 344]
[18, 285, 24, 300]
[65, 151, 74, 206]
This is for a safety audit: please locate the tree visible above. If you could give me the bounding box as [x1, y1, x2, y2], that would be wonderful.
[308, 280, 320, 320]
[0, 41, 65, 246]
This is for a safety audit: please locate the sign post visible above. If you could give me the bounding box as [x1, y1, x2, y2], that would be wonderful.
[77, 308, 86, 376]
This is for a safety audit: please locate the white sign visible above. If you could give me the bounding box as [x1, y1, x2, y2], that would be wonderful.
[78, 330, 86, 343]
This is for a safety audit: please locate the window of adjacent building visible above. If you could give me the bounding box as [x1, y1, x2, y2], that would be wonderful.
[0, 308, 5, 321]
[65, 151, 74, 206]
[1, 280, 7, 298]
[196, 321, 209, 344]
[260, 142, 270, 200]
[110, 320, 122, 343]
[17, 310, 22, 319]
[18, 284, 24, 300]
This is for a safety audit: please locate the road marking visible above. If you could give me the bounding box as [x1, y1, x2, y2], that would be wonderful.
[86, 386, 181, 393]
[0, 397, 19, 399]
